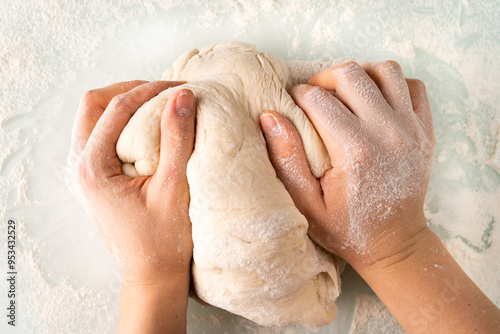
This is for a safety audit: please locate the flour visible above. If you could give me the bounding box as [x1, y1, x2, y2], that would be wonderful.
[445, 235, 500, 306]
[348, 295, 404, 334]
[426, 188, 500, 305]
[302, 71, 433, 254]
[0, 220, 118, 334]
[341, 132, 433, 253]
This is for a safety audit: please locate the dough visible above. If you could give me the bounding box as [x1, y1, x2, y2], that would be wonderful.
[116, 42, 345, 327]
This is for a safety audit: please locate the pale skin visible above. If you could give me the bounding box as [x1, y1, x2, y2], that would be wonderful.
[68, 80, 196, 334]
[68, 61, 500, 333]
[260, 61, 500, 333]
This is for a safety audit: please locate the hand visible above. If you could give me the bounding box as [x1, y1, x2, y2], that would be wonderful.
[67, 80, 197, 333]
[260, 61, 435, 270]
[261, 61, 500, 334]
[66, 80, 196, 283]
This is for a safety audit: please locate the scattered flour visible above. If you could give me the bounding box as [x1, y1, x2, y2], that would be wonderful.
[0, 220, 118, 333]
[348, 295, 403, 334]
[1, 0, 499, 333]
[444, 226, 500, 306]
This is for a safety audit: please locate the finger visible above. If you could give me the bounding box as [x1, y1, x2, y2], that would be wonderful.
[288, 84, 361, 162]
[406, 79, 434, 137]
[86, 81, 182, 177]
[363, 61, 414, 116]
[260, 110, 325, 215]
[71, 80, 149, 157]
[153, 89, 197, 185]
[307, 61, 391, 121]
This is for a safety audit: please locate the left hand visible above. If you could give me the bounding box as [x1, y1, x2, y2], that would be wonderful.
[66, 80, 196, 284]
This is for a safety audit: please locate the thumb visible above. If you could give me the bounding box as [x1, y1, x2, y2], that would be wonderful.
[260, 111, 324, 216]
[154, 89, 197, 183]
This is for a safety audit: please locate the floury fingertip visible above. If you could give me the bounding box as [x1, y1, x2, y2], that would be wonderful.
[260, 113, 281, 139]
[175, 90, 196, 116]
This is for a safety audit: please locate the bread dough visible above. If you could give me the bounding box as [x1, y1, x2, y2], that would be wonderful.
[116, 42, 345, 327]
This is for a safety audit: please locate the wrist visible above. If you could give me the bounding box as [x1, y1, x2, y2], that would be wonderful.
[121, 262, 191, 288]
[120, 272, 190, 304]
[120, 268, 191, 318]
[119, 266, 190, 334]
[349, 208, 432, 273]
[354, 225, 439, 278]
[349, 223, 500, 334]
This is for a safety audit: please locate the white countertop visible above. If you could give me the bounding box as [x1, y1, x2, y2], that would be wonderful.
[1, 1, 499, 333]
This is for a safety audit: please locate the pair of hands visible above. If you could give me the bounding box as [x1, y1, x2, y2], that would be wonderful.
[67, 61, 434, 280]
[68, 61, 500, 334]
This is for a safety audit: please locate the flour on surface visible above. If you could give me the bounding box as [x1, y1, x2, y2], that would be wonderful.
[348, 295, 403, 334]
[1, 0, 499, 333]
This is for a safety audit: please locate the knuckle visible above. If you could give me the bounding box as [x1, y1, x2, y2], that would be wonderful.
[277, 150, 296, 169]
[167, 127, 192, 146]
[336, 61, 363, 76]
[109, 93, 130, 110]
[376, 60, 402, 75]
[304, 85, 327, 101]
[408, 78, 426, 93]
[423, 133, 436, 157]
[346, 142, 372, 165]
[80, 89, 99, 108]
[384, 60, 401, 69]
[73, 153, 111, 193]
[271, 140, 301, 173]
[75, 160, 97, 192]
[415, 79, 426, 91]
[303, 86, 338, 112]
[129, 80, 147, 87]
[276, 153, 299, 177]
[382, 124, 410, 153]
[342, 130, 370, 162]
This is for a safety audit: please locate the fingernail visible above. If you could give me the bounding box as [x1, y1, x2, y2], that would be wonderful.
[260, 113, 281, 138]
[289, 84, 310, 95]
[175, 90, 196, 116]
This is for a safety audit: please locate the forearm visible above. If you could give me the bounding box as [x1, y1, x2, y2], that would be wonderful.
[118, 271, 190, 334]
[356, 227, 500, 334]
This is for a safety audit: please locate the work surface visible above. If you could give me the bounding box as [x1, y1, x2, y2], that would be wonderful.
[1, 1, 499, 333]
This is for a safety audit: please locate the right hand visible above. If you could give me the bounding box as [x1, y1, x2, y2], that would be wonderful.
[260, 61, 435, 270]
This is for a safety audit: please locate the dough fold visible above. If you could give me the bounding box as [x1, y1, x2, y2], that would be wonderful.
[116, 42, 345, 327]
